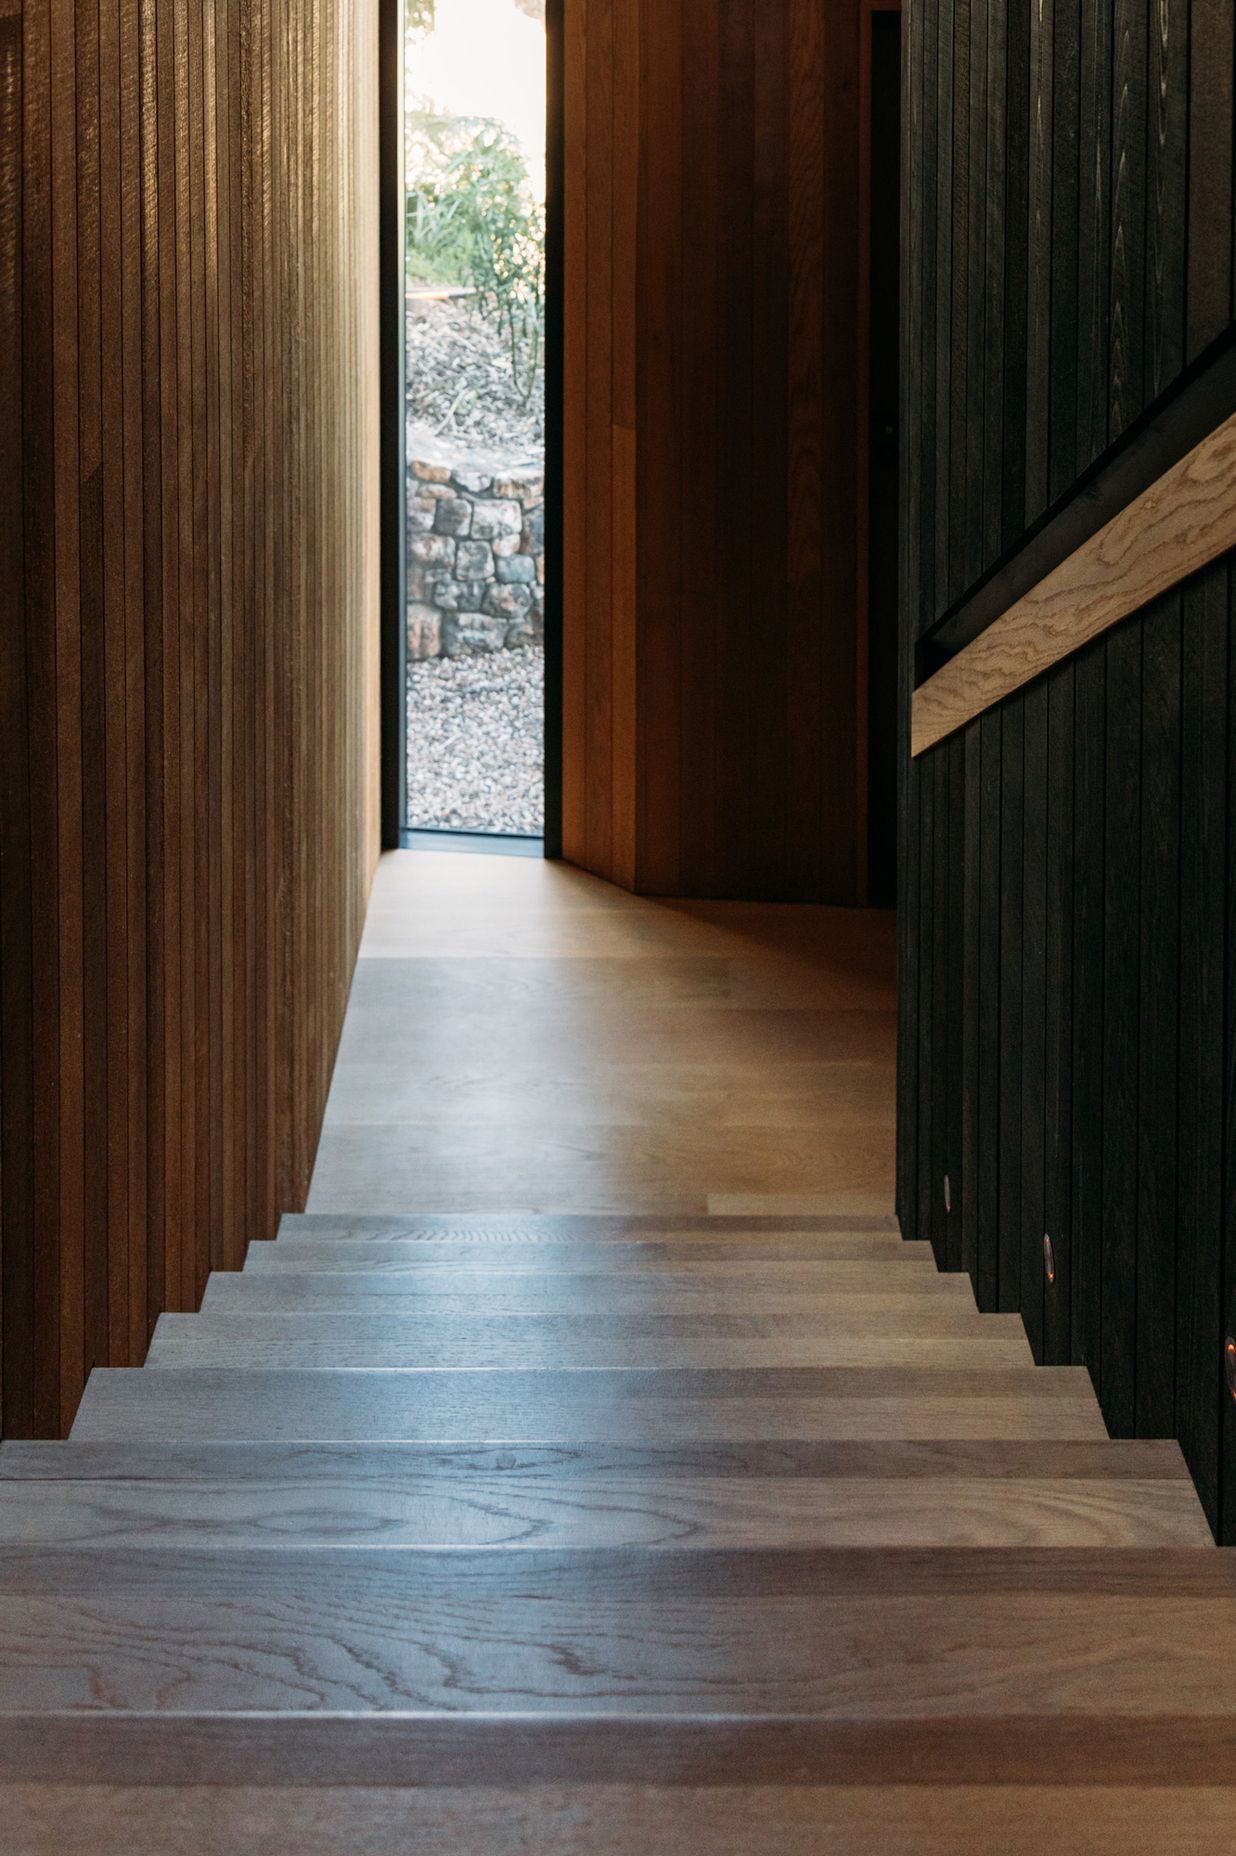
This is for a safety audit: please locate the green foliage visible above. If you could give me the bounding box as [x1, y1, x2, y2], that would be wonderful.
[406, 0, 436, 40]
[405, 111, 545, 404]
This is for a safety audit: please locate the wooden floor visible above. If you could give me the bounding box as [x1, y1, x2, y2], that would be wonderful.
[0, 849, 1231, 1852]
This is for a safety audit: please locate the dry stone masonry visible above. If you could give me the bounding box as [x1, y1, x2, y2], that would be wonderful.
[406, 426, 545, 659]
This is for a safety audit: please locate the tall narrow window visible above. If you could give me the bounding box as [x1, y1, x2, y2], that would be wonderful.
[403, 0, 547, 839]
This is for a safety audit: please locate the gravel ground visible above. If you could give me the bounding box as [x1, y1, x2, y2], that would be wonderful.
[407, 298, 544, 455]
[406, 645, 544, 836]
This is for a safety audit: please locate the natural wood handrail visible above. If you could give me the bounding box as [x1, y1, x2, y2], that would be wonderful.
[911, 409, 1236, 756]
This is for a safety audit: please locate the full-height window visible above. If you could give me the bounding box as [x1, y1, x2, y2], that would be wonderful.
[403, 0, 547, 837]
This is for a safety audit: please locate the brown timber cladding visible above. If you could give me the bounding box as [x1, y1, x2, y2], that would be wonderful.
[0, 0, 381, 1437]
[562, 0, 868, 902]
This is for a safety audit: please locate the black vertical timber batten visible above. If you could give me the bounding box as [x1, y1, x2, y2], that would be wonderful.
[961, 718, 982, 1280]
[1023, 0, 1052, 530]
[1076, 0, 1112, 469]
[1185, 0, 1234, 363]
[896, 0, 923, 1237]
[1144, 0, 1186, 401]
[1070, 635, 1105, 1382]
[1047, 0, 1080, 504]
[930, 746, 952, 1262]
[1135, 589, 1181, 1435]
[976, 706, 1002, 1311]
[1000, 0, 1030, 550]
[961, 0, 987, 593]
[1044, 658, 1074, 1362]
[1108, 0, 1147, 439]
[945, 732, 966, 1268]
[917, 0, 939, 636]
[945, 0, 968, 610]
[917, 744, 937, 1246]
[1100, 617, 1141, 1435]
[981, 0, 1007, 566]
[997, 699, 1023, 1310]
[1222, 567, 1236, 1543]
[1019, 677, 1048, 1359]
[902, 0, 1236, 1532]
[1177, 560, 1227, 1531]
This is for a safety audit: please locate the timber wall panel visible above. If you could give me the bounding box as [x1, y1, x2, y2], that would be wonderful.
[0, 0, 380, 1439]
[900, 0, 1236, 1535]
[563, 0, 869, 902]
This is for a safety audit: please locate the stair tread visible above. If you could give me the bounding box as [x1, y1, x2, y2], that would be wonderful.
[0, 1546, 1229, 1716]
[148, 1339, 1034, 1370]
[0, 1710, 1234, 1791]
[245, 1252, 940, 1278]
[1, 1437, 1197, 1479]
[154, 1304, 1034, 1339]
[0, 1468, 1207, 1549]
[204, 1267, 977, 1311]
[256, 1235, 914, 1267]
[7, 1780, 1236, 1856]
[274, 1212, 906, 1240]
[68, 1365, 1109, 1443]
[146, 1307, 1034, 1371]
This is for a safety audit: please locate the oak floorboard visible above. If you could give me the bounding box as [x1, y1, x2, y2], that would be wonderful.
[263, 1234, 912, 1266]
[709, 1193, 901, 1217]
[201, 1269, 977, 1312]
[243, 1250, 939, 1279]
[4, 1783, 1235, 1856]
[0, 1547, 1231, 1714]
[273, 1212, 905, 1240]
[341, 952, 896, 1014]
[305, 1127, 893, 1219]
[67, 1366, 1109, 1443]
[154, 1303, 1032, 1344]
[329, 1008, 895, 1068]
[6, 850, 1225, 1820]
[0, 1472, 1205, 1550]
[1, 1708, 1233, 1787]
[1, 1438, 1197, 1481]
[144, 1329, 1034, 1373]
[312, 858, 897, 1218]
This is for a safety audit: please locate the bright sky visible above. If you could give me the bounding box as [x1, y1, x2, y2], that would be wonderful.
[409, 0, 547, 198]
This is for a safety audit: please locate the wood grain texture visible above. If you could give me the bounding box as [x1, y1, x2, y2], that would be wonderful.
[0, 1545, 1233, 1714]
[0, 1470, 1211, 1552]
[309, 852, 896, 1215]
[68, 1364, 1110, 1443]
[901, 0, 1236, 1541]
[2, 1710, 1235, 1788]
[5, 1782, 1236, 1856]
[0, 0, 380, 1440]
[144, 1321, 1034, 1373]
[244, 1237, 922, 1269]
[911, 409, 1236, 752]
[562, 0, 873, 901]
[201, 1268, 974, 1312]
[4, 1452, 1207, 1549]
[1, 829, 1229, 1821]
[0, 1435, 1197, 1481]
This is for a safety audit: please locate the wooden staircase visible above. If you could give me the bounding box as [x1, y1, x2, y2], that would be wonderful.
[1, 1209, 1232, 1853]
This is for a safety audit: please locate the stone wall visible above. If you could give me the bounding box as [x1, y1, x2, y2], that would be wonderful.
[406, 431, 545, 658]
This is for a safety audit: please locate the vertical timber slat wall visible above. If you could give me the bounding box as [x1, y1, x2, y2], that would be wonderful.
[0, 0, 381, 1438]
[562, 0, 868, 902]
[900, 0, 1236, 1536]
